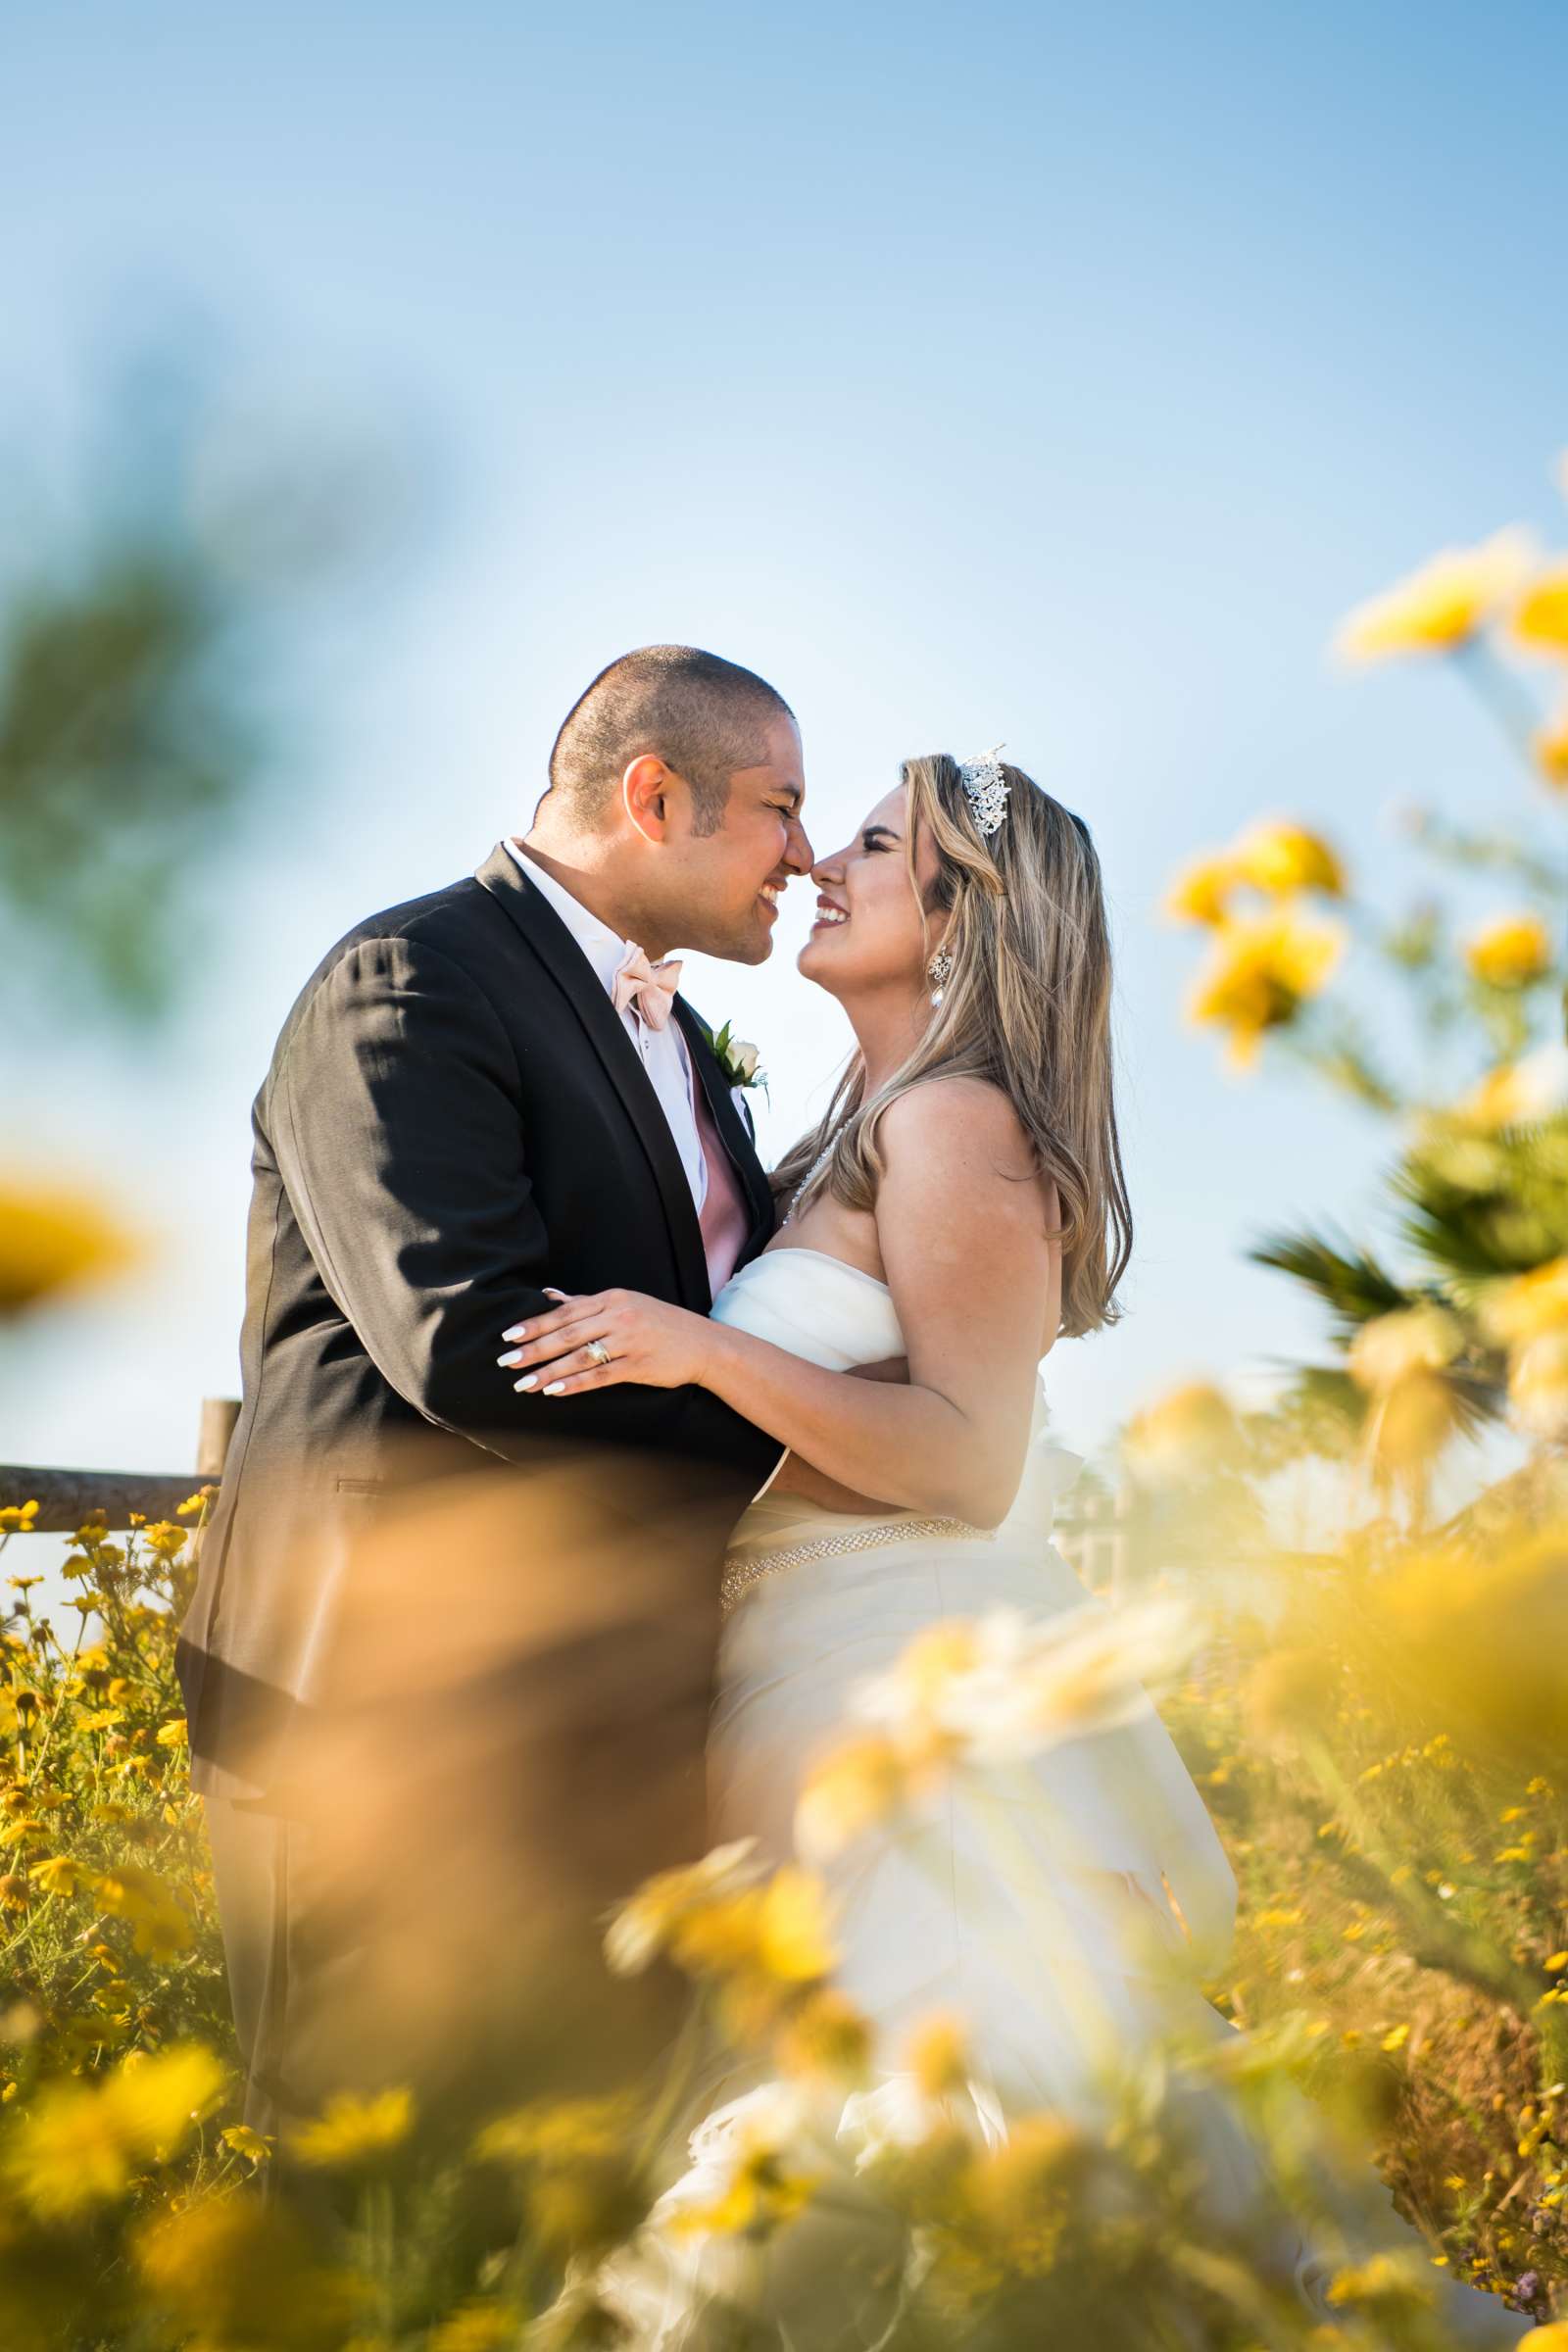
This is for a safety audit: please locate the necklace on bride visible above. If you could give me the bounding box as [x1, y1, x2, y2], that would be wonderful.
[782, 1128, 846, 1227]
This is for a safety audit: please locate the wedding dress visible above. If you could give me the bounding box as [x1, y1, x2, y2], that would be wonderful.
[592, 1248, 1533, 2347]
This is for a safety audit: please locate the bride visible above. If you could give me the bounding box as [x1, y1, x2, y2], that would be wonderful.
[498, 751, 1533, 2347]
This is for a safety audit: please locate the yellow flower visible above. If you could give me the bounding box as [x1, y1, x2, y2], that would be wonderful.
[140, 1521, 187, 1559]
[1508, 1331, 1568, 1440]
[1122, 1379, 1242, 1482]
[427, 2304, 529, 2352]
[1162, 850, 1238, 926]
[1185, 909, 1345, 1068]
[1347, 1305, 1463, 1392]
[1381, 2023, 1411, 2051]
[794, 1733, 914, 1864]
[604, 1838, 766, 1977]
[220, 2122, 274, 2164]
[1323, 2250, 1435, 2309]
[88, 1863, 195, 1958]
[136, 2192, 367, 2343]
[1465, 911, 1553, 989]
[288, 2085, 414, 2168]
[1455, 1044, 1568, 1127]
[0, 1181, 138, 1316]
[774, 1987, 873, 2084]
[906, 2013, 972, 2099]
[0, 1500, 39, 1533]
[5, 2044, 224, 2217]
[154, 1716, 188, 1747]
[1481, 1259, 1568, 1348]
[661, 2082, 821, 2242]
[1513, 563, 1568, 658]
[27, 1854, 83, 1896]
[1535, 705, 1568, 791]
[1334, 528, 1536, 661]
[1231, 818, 1346, 900]
[756, 1866, 839, 1984]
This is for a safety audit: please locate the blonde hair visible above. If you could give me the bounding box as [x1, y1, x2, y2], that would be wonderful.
[771, 754, 1132, 1338]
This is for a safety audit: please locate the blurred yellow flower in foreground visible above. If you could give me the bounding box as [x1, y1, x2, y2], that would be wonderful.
[1464, 911, 1553, 989]
[1508, 1331, 1568, 1441]
[798, 1599, 1200, 1860]
[1334, 527, 1535, 661]
[1456, 1044, 1568, 1127]
[604, 1838, 765, 1977]
[0, 1179, 138, 1316]
[1186, 910, 1345, 1069]
[1513, 562, 1568, 658]
[1368, 1531, 1568, 1772]
[1535, 706, 1568, 790]
[1163, 850, 1237, 926]
[1481, 1258, 1568, 1348]
[1347, 1305, 1464, 1392]
[1122, 1379, 1242, 1482]
[1232, 818, 1346, 900]
[137, 2190, 367, 2347]
[288, 2085, 415, 2169]
[4, 2043, 225, 2218]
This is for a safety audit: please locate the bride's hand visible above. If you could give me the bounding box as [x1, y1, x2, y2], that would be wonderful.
[497, 1288, 714, 1396]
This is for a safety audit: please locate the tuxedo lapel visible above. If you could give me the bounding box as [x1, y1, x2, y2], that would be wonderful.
[473, 844, 711, 1309]
[673, 1001, 776, 1262]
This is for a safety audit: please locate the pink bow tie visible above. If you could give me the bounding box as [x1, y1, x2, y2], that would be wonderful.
[612, 943, 682, 1031]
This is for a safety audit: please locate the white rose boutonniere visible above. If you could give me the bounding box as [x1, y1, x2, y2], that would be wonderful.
[710, 1020, 768, 1101]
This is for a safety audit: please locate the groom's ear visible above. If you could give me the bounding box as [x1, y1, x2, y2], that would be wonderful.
[622, 753, 678, 846]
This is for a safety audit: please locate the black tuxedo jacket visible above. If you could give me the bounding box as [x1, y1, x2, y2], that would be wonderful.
[177, 843, 782, 1801]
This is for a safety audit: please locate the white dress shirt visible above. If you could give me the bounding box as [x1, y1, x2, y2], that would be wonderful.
[506, 837, 787, 1505]
[506, 839, 710, 1216]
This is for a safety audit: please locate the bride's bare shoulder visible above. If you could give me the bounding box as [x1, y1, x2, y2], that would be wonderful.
[878, 1075, 1035, 1181]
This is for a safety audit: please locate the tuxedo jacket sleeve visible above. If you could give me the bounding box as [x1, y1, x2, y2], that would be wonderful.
[271, 929, 777, 1480]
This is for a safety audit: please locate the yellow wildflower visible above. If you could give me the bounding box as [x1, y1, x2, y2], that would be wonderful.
[1185, 909, 1344, 1068]
[1381, 2024, 1411, 2052]
[0, 1500, 39, 1533]
[1465, 912, 1553, 989]
[1535, 705, 1568, 790]
[1512, 562, 1568, 658]
[774, 1987, 873, 2084]
[140, 1521, 187, 1559]
[27, 1854, 83, 1896]
[220, 2122, 274, 2164]
[0, 1181, 138, 1315]
[794, 1732, 914, 1864]
[1231, 818, 1346, 899]
[154, 1716, 188, 1747]
[906, 2013, 972, 2099]
[88, 1863, 195, 1958]
[136, 2192, 367, 2343]
[1162, 850, 1237, 926]
[1508, 1331, 1568, 1440]
[5, 2044, 224, 2217]
[0, 1875, 28, 1910]
[1323, 2249, 1436, 2309]
[1546, 1952, 1568, 1973]
[288, 2085, 414, 2168]
[1334, 528, 1535, 661]
[604, 1838, 765, 1977]
[1122, 1379, 1241, 1482]
[661, 2081, 821, 2242]
[1347, 1305, 1463, 1392]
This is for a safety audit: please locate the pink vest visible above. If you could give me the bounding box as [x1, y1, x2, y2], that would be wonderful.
[692, 1082, 751, 1302]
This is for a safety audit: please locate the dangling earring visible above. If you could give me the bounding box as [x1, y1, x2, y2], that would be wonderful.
[927, 946, 953, 1007]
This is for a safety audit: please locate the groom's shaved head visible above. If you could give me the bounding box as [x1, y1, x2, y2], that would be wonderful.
[549, 646, 795, 836]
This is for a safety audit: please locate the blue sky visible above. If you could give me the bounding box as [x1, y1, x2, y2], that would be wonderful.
[4, 0, 1566, 1483]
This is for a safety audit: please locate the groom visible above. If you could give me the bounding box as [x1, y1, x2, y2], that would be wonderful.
[177, 645, 813, 2146]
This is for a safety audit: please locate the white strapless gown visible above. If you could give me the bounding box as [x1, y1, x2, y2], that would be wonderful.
[595, 1249, 1533, 2346]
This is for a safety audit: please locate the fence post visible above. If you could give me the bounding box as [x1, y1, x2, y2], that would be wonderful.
[197, 1397, 240, 1482]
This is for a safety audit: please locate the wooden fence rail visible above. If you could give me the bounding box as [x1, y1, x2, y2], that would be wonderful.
[0, 1398, 239, 1533]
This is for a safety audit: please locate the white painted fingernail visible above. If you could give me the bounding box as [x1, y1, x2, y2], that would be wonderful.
[543, 1289, 569, 1300]
[514, 1375, 538, 1393]
[543, 1381, 565, 1396]
[502, 1323, 526, 1342]
[497, 1350, 522, 1367]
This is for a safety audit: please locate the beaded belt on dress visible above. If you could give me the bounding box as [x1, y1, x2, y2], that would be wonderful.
[719, 1515, 994, 1618]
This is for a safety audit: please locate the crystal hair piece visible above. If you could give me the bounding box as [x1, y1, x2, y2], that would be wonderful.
[958, 744, 1009, 837]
